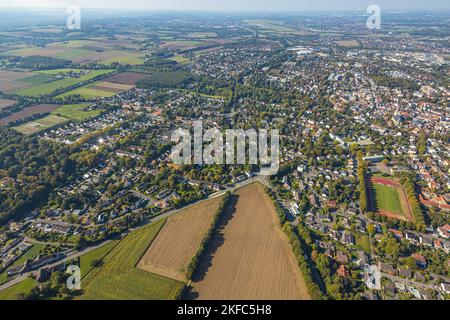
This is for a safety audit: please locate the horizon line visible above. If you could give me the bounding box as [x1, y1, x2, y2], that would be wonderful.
[1, 6, 450, 13]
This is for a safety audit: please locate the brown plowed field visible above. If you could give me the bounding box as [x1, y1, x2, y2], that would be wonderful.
[0, 98, 16, 109]
[0, 104, 60, 126]
[187, 183, 311, 300]
[137, 196, 223, 281]
[102, 72, 149, 85]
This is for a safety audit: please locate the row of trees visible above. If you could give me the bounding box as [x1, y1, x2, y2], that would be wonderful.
[398, 174, 426, 231]
[282, 222, 326, 300]
[185, 191, 232, 280]
[264, 187, 325, 299]
[357, 153, 368, 212]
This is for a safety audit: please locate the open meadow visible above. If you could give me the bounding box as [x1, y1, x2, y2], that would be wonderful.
[51, 103, 101, 121]
[79, 219, 184, 300]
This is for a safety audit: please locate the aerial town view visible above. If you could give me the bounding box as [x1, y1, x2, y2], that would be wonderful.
[0, 0, 448, 308]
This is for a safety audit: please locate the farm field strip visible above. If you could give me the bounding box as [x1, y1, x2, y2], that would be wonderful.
[0, 98, 16, 109]
[12, 115, 67, 135]
[13, 69, 114, 97]
[51, 103, 101, 121]
[188, 183, 311, 300]
[80, 219, 184, 300]
[0, 104, 60, 126]
[137, 196, 224, 281]
[102, 72, 150, 85]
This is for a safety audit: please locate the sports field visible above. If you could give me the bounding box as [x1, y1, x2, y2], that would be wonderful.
[369, 177, 414, 222]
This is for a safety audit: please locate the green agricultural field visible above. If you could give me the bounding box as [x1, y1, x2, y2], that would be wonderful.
[100, 51, 144, 65]
[35, 68, 85, 75]
[0, 278, 36, 300]
[79, 219, 184, 300]
[13, 115, 68, 135]
[167, 55, 190, 64]
[79, 241, 118, 278]
[54, 49, 95, 61]
[56, 87, 117, 100]
[373, 184, 403, 215]
[20, 74, 55, 86]
[14, 69, 114, 97]
[52, 103, 102, 121]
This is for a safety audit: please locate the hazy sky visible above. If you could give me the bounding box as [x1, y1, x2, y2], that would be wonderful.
[1, 0, 449, 11]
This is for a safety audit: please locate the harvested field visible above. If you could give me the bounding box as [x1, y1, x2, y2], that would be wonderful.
[0, 104, 60, 126]
[0, 99, 16, 109]
[102, 72, 150, 85]
[368, 177, 414, 222]
[161, 40, 208, 51]
[0, 70, 33, 92]
[138, 196, 224, 281]
[187, 183, 310, 300]
[336, 40, 361, 48]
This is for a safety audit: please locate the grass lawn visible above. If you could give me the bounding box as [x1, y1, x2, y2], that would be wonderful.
[12, 244, 46, 267]
[13, 115, 68, 135]
[54, 49, 95, 61]
[0, 244, 46, 286]
[354, 233, 371, 254]
[20, 74, 55, 86]
[79, 219, 184, 300]
[52, 103, 101, 121]
[167, 55, 190, 64]
[100, 51, 144, 65]
[14, 69, 114, 97]
[0, 278, 36, 300]
[79, 241, 118, 278]
[373, 183, 403, 215]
